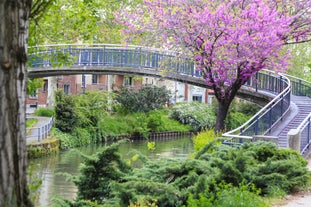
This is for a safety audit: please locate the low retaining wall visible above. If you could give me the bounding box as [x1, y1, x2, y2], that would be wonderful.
[103, 131, 193, 142]
[27, 139, 60, 159]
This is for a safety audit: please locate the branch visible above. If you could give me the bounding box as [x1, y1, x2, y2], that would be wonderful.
[285, 38, 311, 45]
[30, 0, 55, 22]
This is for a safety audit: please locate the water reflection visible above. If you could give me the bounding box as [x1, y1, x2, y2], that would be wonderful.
[30, 136, 193, 206]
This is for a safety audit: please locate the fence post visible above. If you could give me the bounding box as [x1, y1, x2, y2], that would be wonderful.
[308, 117, 311, 145]
[37, 128, 40, 142]
[287, 129, 301, 152]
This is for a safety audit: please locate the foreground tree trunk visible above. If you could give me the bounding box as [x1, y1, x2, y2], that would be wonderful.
[0, 0, 33, 206]
[215, 100, 231, 133]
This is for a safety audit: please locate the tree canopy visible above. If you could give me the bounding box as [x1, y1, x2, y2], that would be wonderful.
[117, 0, 311, 131]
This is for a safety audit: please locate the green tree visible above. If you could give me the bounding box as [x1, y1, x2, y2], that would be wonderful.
[29, 0, 142, 45]
[27, 78, 44, 96]
[116, 85, 171, 113]
[55, 90, 79, 133]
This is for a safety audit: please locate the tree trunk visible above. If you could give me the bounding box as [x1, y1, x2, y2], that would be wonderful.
[215, 100, 231, 133]
[0, 0, 33, 206]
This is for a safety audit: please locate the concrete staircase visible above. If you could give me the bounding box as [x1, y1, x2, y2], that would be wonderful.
[274, 95, 311, 148]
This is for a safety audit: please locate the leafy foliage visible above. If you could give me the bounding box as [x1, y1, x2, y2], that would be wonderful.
[27, 78, 44, 95]
[116, 85, 171, 113]
[68, 141, 310, 207]
[74, 91, 111, 129]
[74, 141, 132, 202]
[34, 107, 55, 117]
[118, 0, 311, 131]
[169, 102, 216, 131]
[55, 90, 79, 133]
[192, 129, 219, 152]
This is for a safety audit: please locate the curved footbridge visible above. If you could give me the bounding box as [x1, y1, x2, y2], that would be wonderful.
[28, 44, 311, 156]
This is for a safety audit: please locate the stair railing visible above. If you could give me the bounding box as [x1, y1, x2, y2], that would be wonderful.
[223, 70, 291, 144]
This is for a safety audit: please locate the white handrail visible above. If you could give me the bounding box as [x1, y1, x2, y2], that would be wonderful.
[223, 70, 291, 138]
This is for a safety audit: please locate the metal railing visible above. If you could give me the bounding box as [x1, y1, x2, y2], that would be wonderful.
[223, 70, 291, 144]
[298, 114, 311, 154]
[285, 74, 311, 98]
[26, 117, 54, 142]
[284, 75, 311, 154]
[28, 44, 197, 77]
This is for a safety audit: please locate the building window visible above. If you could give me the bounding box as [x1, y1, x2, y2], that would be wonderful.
[124, 77, 133, 87]
[92, 74, 98, 84]
[193, 95, 202, 102]
[43, 82, 48, 93]
[64, 84, 70, 94]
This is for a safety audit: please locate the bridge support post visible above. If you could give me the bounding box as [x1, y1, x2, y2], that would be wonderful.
[287, 129, 301, 152]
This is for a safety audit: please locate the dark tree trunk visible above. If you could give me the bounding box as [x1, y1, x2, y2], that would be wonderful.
[0, 0, 33, 206]
[215, 100, 231, 133]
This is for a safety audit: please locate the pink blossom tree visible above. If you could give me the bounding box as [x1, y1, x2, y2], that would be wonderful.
[117, 0, 311, 132]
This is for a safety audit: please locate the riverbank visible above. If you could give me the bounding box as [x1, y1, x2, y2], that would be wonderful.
[27, 139, 60, 158]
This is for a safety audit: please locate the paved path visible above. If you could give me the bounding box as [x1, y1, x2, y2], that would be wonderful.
[273, 156, 311, 207]
[26, 116, 53, 143]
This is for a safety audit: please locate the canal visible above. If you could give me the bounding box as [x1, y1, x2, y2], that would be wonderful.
[29, 136, 194, 206]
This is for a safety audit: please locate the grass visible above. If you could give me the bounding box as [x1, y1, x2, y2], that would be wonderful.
[26, 118, 38, 128]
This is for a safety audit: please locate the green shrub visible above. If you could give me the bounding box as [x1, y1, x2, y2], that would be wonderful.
[26, 118, 38, 128]
[225, 111, 250, 130]
[68, 141, 310, 207]
[34, 107, 55, 117]
[52, 128, 93, 150]
[192, 129, 218, 152]
[169, 102, 216, 131]
[186, 183, 268, 207]
[116, 85, 171, 113]
[55, 90, 79, 133]
[147, 110, 164, 132]
[98, 116, 130, 139]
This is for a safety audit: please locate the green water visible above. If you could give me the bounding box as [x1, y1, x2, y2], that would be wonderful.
[30, 136, 194, 206]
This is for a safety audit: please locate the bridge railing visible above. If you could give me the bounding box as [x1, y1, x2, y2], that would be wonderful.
[285, 74, 311, 98]
[26, 117, 54, 142]
[284, 75, 311, 154]
[28, 44, 198, 77]
[223, 70, 291, 144]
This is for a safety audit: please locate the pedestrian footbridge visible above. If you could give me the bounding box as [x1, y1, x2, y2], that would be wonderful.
[27, 44, 311, 156]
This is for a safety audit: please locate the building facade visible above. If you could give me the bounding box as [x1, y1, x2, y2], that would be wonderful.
[26, 74, 214, 108]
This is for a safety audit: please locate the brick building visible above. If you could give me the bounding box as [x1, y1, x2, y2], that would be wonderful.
[26, 74, 214, 108]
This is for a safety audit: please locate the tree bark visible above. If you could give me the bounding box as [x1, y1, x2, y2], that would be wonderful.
[215, 100, 231, 133]
[0, 0, 33, 206]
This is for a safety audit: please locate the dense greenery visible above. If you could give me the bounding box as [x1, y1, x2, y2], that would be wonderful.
[61, 141, 310, 207]
[54, 89, 191, 148]
[225, 100, 260, 130]
[34, 107, 55, 117]
[116, 85, 171, 113]
[169, 102, 216, 132]
[54, 86, 260, 149]
[55, 90, 79, 133]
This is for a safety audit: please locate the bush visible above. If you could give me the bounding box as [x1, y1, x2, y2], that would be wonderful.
[34, 107, 55, 117]
[55, 90, 79, 133]
[192, 129, 219, 152]
[116, 85, 171, 113]
[68, 141, 310, 207]
[169, 102, 216, 131]
[225, 111, 250, 130]
[186, 183, 268, 207]
[52, 128, 92, 150]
